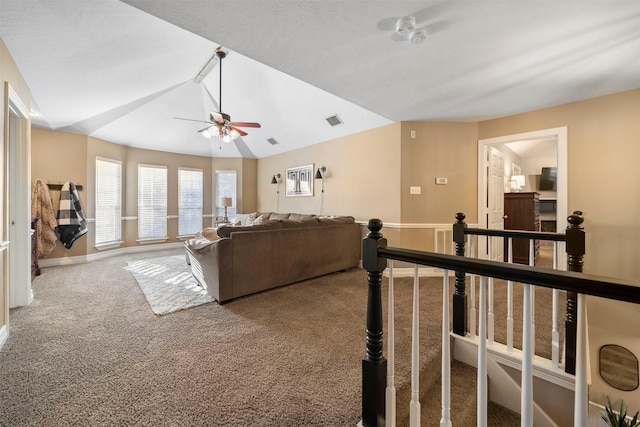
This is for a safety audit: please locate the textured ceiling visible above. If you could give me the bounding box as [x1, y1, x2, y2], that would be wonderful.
[1, 0, 639, 158]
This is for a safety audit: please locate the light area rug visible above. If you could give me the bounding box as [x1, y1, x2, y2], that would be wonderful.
[126, 254, 214, 315]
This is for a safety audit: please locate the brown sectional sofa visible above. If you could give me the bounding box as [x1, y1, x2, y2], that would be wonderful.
[184, 212, 361, 303]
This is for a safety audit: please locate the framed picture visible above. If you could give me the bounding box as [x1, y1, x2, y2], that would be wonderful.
[285, 164, 314, 197]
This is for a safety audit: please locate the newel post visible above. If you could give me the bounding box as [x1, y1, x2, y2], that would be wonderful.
[452, 212, 468, 336]
[361, 219, 388, 427]
[564, 211, 585, 375]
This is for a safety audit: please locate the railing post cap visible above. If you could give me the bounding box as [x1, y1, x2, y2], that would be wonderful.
[568, 212, 584, 227]
[455, 212, 466, 222]
[367, 218, 383, 233]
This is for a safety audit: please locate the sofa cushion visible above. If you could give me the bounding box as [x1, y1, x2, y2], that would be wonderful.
[200, 227, 220, 240]
[269, 212, 291, 220]
[247, 211, 272, 225]
[279, 218, 319, 228]
[288, 213, 317, 220]
[216, 220, 282, 238]
[317, 216, 356, 225]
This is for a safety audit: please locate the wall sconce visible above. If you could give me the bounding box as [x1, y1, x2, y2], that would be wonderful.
[315, 166, 327, 215]
[314, 166, 326, 180]
[271, 173, 281, 212]
[219, 197, 233, 222]
[509, 175, 526, 192]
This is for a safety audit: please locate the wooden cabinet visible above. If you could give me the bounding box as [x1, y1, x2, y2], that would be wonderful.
[504, 192, 540, 265]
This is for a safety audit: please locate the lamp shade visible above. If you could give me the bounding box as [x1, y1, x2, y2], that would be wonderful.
[315, 166, 326, 179]
[220, 197, 233, 207]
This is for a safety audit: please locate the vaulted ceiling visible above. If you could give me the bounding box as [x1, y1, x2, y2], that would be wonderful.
[1, 1, 639, 158]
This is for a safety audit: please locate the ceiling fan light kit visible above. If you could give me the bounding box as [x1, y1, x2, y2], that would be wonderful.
[396, 16, 415, 38]
[396, 16, 427, 44]
[177, 47, 261, 143]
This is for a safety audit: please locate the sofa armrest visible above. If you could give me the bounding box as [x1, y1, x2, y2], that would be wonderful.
[185, 237, 233, 303]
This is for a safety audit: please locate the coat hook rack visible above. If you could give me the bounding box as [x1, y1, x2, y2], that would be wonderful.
[47, 183, 83, 191]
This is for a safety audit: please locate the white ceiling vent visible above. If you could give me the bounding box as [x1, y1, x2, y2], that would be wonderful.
[267, 137, 279, 145]
[325, 114, 343, 127]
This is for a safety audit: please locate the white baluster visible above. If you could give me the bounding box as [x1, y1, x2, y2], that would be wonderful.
[441, 270, 452, 427]
[574, 294, 588, 427]
[470, 236, 477, 337]
[477, 276, 487, 427]
[529, 240, 536, 356]
[386, 260, 396, 426]
[551, 242, 560, 368]
[507, 237, 514, 352]
[410, 265, 420, 427]
[521, 283, 533, 426]
[488, 237, 494, 344]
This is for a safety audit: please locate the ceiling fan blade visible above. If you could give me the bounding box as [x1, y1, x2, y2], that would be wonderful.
[210, 111, 231, 124]
[230, 126, 248, 137]
[230, 122, 261, 128]
[197, 125, 213, 133]
[174, 117, 215, 125]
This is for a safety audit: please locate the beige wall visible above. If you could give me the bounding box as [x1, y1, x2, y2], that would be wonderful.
[478, 89, 640, 280]
[258, 123, 403, 223]
[1, 38, 32, 333]
[31, 128, 88, 258]
[400, 121, 478, 224]
[31, 130, 217, 256]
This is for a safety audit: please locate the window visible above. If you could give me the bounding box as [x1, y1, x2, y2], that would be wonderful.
[138, 164, 167, 240]
[216, 170, 237, 218]
[95, 157, 122, 246]
[178, 168, 203, 236]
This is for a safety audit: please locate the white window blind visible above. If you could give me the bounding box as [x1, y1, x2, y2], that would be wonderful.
[95, 158, 122, 245]
[216, 170, 237, 218]
[138, 164, 167, 240]
[178, 168, 203, 236]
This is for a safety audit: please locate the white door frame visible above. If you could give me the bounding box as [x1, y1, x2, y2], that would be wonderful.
[5, 83, 32, 308]
[478, 127, 568, 265]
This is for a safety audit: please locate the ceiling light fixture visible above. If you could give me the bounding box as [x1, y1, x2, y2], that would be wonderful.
[409, 28, 428, 44]
[396, 16, 427, 44]
[396, 16, 416, 38]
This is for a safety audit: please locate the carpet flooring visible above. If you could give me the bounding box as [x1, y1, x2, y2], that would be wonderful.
[0, 248, 547, 426]
[127, 255, 213, 315]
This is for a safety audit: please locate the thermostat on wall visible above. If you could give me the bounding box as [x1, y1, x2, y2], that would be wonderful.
[435, 177, 448, 185]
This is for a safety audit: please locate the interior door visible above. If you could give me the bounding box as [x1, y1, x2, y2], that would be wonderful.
[487, 147, 505, 262]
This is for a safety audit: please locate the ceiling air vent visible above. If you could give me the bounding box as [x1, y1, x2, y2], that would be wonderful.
[267, 137, 279, 145]
[325, 114, 343, 127]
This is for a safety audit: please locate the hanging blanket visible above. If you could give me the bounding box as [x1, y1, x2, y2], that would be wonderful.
[55, 181, 88, 249]
[30, 179, 58, 258]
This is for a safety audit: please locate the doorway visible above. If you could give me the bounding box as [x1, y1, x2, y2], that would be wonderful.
[477, 127, 568, 266]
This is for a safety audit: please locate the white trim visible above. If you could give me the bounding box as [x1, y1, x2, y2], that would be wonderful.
[356, 221, 479, 229]
[136, 237, 169, 244]
[0, 240, 9, 251]
[94, 241, 124, 251]
[122, 216, 137, 221]
[85, 218, 96, 223]
[0, 325, 8, 350]
[167, 215, 179, 220]
[38, 242, 184, 268]
[203, 214, 214, 218]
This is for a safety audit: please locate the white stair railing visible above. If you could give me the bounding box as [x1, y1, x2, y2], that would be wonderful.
[441, 269, 452, 427]
[409, 265, 421, 427]
[386, 260, 396, 426]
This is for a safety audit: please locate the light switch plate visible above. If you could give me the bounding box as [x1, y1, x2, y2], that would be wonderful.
[410, 186, 421, 194]
[435, 177, 448, 185]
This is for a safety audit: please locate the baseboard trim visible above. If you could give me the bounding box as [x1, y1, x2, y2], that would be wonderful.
[38, 242, 185, 268]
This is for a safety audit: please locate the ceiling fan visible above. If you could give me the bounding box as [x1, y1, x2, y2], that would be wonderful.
[176, 47, 261, 143]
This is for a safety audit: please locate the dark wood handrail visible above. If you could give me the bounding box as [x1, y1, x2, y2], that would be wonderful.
[377, 247, 640, 304]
